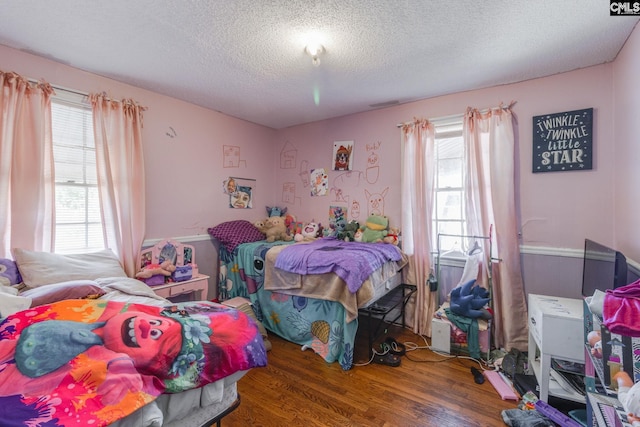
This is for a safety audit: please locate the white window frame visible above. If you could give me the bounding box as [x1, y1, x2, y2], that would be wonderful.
[432, 119, 466, 260]
[51, 90, 105, 254]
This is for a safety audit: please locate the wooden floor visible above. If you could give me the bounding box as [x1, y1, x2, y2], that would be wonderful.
[222, 324, 517, 427]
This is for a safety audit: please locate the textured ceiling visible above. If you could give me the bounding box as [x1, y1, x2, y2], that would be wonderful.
[0, 1, 637, 129]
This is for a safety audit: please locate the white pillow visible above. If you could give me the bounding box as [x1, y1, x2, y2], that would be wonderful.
[0, 284, 31, 317]
[12, 248, 127, 288]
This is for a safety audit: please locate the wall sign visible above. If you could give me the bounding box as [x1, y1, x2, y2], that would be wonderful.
[532, 108, 593, 173]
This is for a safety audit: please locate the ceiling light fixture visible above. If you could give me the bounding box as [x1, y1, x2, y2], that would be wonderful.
[305, 43, 325, 66]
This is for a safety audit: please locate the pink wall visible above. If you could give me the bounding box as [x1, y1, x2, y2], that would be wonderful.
[3, 31, 638, 297]
[0, 45, 278, 241]
[275, 64, 616, 255]
[613, 24, 640, 263]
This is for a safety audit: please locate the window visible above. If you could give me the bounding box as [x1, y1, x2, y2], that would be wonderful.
[51, 92, 105, 253]
[432, 120, 465, 253]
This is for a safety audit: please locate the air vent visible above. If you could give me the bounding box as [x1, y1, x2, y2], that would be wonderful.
[369, 100, 399, 108]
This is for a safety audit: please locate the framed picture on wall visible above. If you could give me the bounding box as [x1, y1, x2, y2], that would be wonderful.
[225, 176, 256, 209]
[332, 140, 354, 171]
[532, 108, 593, 173]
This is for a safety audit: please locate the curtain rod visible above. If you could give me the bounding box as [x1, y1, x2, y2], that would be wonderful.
[28, 78, 88, 97]
[396, 103, 515, 128]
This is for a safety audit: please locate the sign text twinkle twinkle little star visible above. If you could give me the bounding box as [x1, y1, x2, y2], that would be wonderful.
[532, 108, 593, 173]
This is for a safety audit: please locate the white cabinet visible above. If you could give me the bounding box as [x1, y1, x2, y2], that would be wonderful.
[527, 294, 585, 403]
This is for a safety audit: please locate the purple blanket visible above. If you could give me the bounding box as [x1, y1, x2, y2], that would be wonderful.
[274, 238, 402, 293]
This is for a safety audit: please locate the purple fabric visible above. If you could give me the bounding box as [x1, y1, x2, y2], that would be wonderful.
[603, 279, 640, 336]
[208, 220, 265, 252]
[274, 238, 402, 293]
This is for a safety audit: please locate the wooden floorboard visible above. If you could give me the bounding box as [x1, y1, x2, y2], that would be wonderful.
[222, 324, 518, 427]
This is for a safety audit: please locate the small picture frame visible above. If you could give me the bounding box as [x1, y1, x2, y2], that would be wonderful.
[332, 140, 354, 171]
[224, 176, 256, 209]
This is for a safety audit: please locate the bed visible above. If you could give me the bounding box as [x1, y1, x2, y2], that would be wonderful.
[0, 247, 267, 427]
[210, 220, 407, 370]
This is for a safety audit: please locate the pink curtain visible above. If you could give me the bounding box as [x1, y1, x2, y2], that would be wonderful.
[0, 71, 55, 257]
[401, 119, 437, 336]
[90, 94, 146, 277]
[464, 106, 528, 351]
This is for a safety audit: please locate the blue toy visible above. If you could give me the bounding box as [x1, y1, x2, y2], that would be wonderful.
[449, 279, 491, 319]
[266, 206, 287, 217]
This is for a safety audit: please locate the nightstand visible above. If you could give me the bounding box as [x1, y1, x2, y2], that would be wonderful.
[527, 294, 585, 403]
[151, 274, 209, 302]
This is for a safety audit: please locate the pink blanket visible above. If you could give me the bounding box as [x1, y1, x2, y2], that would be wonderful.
[0, 299, 267, 427]
[603, 279, 640, 336]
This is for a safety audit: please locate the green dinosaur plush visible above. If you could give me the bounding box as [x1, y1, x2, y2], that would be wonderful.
[359, 215, 389, 243]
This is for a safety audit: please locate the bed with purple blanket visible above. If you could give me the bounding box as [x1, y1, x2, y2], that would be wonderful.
[213, 228, 407, 370]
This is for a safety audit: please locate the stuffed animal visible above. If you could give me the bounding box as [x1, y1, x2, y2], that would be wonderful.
[294, 221, 323, 242]
[264, 216, 293, 243]
[587, 330, 602, 358]
[359, 214, 389, 243]
[327, 207, 347, 238]
[0, 259, 21, 287]
[449, 279, 491, 319]
[383, 227, 400, 245]
[135, 260, 176, 279]
[614, 371, 640, 426]
[353, 229, 363, 242]
[253, 219, 268, 234]
[266, 206, 287, 217]
[339, 220, 360, 242]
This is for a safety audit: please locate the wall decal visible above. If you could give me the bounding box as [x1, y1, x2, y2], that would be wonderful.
[281, 182, 301, 206]
[330, 187, 349, 204]
[350, 200, 361, 220]
[332, 140, 354, 171]
[165, 126, 177, 139]
[298, 160, 310, 187]
[365, 141, 381, 184]
[365, 187, 389, 216]
[280, 141, 297, 169]
[333, 170, 364, 188]
[532, 108, 593, 173]
[223, 145, 247, 168]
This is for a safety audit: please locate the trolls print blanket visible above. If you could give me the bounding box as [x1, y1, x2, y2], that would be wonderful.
[0, 299, 267, 427]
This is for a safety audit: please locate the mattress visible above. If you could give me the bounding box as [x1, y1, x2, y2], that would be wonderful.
[108, 368, 247, 427]
[361, 260, 403, 309]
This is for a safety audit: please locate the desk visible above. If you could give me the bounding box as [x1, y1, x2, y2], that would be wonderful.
[527, 294, 585, 403]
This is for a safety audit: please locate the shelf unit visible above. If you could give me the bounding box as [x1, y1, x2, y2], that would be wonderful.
[358, 283, 417, 359]
[527, 294, 585, 404]
[583, 299, 634, 426]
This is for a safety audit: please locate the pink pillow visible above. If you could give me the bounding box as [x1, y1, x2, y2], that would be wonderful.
[208, 220, 265, 252]
[21, 280, 105, 307]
